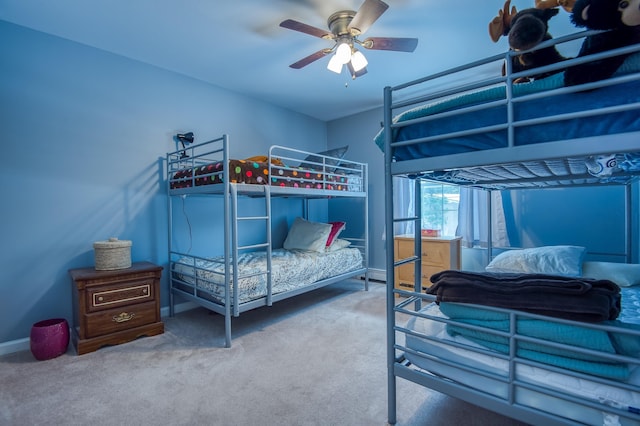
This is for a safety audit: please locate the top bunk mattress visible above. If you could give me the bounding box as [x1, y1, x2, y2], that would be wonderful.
[170, 158, 354, 192]
[167, 137, 366, 196]
[375, 52, 640, 161]
[376, 39, 640, 188]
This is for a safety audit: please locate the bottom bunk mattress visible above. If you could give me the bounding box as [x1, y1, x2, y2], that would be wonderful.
[173, 247, 363, 305]
[402, 288, 640, 426]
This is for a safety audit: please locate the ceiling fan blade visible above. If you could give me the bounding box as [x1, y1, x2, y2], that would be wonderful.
[289, 49, 331, 69]
[362, 37, 418, 52]
[348, 0, 389, 35]
[279, 19, 332, 39]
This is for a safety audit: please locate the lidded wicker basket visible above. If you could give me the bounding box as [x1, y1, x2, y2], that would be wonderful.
[93, 237, 132, 270]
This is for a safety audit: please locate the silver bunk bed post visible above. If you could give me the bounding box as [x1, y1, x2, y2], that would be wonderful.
[167, 157, 175, 317]
[223, 134, 232, 348]
[383, 85, 398, 426]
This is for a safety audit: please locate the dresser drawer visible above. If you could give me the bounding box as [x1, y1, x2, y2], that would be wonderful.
[86, 279, 155, 313]
[420, 242, 451, 267]
[396, 239, 452, 267]
[84, 301, 158, 339]
[396, 263, 443, 288]
[393, 236, 462, 297]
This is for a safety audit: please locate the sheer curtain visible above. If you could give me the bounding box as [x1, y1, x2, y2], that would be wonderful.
[391, 179, 509, 248]
[393, 176, 416, 236]
[456, 187, 509, 248]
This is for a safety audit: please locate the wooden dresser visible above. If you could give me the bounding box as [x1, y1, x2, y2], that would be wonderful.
[394, 235, 462, 295]
[69, 262, 164, 354]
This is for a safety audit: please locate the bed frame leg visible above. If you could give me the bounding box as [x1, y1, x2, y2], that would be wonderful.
[388, 369, 397, 424]
[225, 314, 232, 348]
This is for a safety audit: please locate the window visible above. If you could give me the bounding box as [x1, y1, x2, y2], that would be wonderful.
[420, 182, 459, 237]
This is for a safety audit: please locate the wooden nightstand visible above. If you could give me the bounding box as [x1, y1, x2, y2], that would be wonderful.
[394, 235, 462, 295]
[69, 262, 164, 355]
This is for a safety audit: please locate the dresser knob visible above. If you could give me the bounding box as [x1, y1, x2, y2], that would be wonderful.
[143, 288, 148, 294]
[98, 296, 104, 302]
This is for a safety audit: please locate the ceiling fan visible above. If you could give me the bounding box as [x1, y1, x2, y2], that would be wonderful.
[279, 0, 418, 78]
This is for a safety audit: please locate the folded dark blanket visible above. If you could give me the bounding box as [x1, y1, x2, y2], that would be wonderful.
[427, 270, 621, 322]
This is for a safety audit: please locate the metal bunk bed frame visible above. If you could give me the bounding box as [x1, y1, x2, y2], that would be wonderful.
[167, 134, 369, 348]
[382, 31, 640, 425]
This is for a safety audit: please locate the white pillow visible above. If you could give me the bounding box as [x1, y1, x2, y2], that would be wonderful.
[327, 238, 351, 252]
[283, 217, 332, 253]
[485, 245, 586, 277]
[582, 261, 640, 287]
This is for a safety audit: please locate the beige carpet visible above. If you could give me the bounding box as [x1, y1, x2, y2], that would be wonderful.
[0, 280, 526, 425]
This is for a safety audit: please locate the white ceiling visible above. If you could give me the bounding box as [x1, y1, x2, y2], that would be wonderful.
[0, 0, 579, 121]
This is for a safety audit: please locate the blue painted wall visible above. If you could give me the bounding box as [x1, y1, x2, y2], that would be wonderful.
[2, 19, 638, 347]
[327, 108, 385, 270]
[502, 186, 633, 261]
[0, 21, 329, 343]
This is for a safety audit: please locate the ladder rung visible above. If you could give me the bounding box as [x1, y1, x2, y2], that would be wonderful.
[238, 243, 270, 251]
[237, 216, 268, 221]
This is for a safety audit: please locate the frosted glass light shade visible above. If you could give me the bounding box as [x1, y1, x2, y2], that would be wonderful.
[335, 42, 352, 64]
[350, 50, 368, 72]
[327, 54, 343, 74]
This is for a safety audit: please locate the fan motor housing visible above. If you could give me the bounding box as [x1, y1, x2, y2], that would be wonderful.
[328, 10, 358, 36]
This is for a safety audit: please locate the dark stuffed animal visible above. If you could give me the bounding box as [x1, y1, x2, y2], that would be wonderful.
[564, 0, 640, 86]
[490, 0, 570, 83]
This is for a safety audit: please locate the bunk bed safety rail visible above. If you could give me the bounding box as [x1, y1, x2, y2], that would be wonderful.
[167, 138, 366, 196]
[393, 292, 640, 423]
[268, 144, 366, 193]
[378, 32, 640, 179]
[167, 136, 226, 190]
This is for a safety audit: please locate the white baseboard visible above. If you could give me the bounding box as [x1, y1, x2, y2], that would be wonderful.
[0, 337, 30, 356]
[0, 301, 201, 357]
[160, 300, 198, 317]
[363, 268, 386, 283]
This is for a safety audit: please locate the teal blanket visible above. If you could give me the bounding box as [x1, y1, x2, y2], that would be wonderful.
[439, 302, 640, 381]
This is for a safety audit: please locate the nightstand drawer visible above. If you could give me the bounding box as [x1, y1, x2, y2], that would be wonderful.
[84, 301, 158, 338]
[86, 279, 155, 313]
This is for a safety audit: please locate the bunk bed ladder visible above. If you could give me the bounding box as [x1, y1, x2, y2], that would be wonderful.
[229, 185, 273, 315]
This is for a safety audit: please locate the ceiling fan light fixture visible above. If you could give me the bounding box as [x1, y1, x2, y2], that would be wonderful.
[335, 42, 352, 64]
[327, 54, 343, 74]
[280, 0, 418, 77]
[350, 49, 368, 72]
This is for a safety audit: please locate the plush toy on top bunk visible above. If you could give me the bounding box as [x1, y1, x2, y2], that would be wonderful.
[489, 0, 575, 83]
[564, 0, 640, 86]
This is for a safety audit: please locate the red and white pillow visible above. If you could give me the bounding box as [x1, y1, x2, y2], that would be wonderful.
[283, 217, 349, 253]
[326, 221, 346, 248]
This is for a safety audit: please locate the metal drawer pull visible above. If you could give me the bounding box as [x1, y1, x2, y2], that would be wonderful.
[113, 312, 135, 323]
